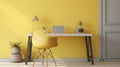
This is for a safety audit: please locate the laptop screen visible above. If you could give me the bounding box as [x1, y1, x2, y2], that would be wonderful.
[52, 26, 64, 34]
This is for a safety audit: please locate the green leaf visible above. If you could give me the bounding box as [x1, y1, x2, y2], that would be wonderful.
[9, 41, 22, 48]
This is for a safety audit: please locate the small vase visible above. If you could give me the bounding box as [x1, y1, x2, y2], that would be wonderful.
[75, 28, 84, 33]
[78, 28, 84, 32]
[43, 30, 46, 34]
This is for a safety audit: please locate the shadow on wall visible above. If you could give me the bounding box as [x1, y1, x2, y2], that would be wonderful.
[0, 1, 33, 58]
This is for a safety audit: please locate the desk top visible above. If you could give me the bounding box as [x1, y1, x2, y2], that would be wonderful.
[27, 33, 92, 36]
[46, 33, 92, 36]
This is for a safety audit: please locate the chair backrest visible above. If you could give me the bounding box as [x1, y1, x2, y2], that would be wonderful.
[52, 26, 64, 34]
[32, 30, 57, 48]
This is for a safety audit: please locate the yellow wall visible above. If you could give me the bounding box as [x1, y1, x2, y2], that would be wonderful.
[0, 0, 98, 59]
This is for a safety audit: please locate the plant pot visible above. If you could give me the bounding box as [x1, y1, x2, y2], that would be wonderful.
[10, 47, 22, 63]
[75, 28, 84, 33]
[10, 54, 22, 63]
[11, 47, 21, 54]
[78, 28, 84, 32]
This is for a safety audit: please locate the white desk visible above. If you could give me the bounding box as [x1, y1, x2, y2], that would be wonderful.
[27, 33, 92, 36]
[46, 33, 92, 36]
[25, 33, 94, 65]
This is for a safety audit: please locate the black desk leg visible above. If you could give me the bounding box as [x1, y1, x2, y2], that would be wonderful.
[85, 36, 90, 62]
[29, 37, 32, 61]
[25, 36, 32, 65]
[88, 36, 94, 65]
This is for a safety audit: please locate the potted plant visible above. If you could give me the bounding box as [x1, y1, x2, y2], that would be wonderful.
[9, 41, 22, 63]
[76, 21, 84, 33]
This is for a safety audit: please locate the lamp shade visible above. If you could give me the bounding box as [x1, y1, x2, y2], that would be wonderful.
[32, 16, 39, 21]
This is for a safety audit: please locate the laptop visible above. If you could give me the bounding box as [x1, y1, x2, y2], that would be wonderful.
[52, 26, 64, 34]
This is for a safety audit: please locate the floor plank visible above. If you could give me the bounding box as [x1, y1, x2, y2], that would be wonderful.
[0, 62, 120, 67]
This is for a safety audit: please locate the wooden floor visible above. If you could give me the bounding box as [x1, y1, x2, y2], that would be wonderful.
[0, 62, 120, 67]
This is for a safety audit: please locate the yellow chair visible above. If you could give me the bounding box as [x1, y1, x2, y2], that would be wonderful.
[32, 30, 57, 67]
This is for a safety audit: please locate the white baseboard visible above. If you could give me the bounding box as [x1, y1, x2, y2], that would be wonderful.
[0, 59, 98, 62]
[36, 58, 99, 62]
[0, 59, 10, 62]
[103, 58, 120, 62]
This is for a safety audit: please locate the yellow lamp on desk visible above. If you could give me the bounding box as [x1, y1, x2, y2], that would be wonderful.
[32, 16, 57, 67]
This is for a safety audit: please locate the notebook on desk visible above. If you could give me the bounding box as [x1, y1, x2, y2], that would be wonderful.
[52, 26, 64, 34]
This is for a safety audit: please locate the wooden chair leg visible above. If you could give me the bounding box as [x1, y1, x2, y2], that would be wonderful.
[32, 48, 39, 67]
[49, 49, 57, 66]
[45, 49, 48, 67]
[36, 49, 42, 58]
[42, 49, 45, 65]
[32, 48, 56, 67]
